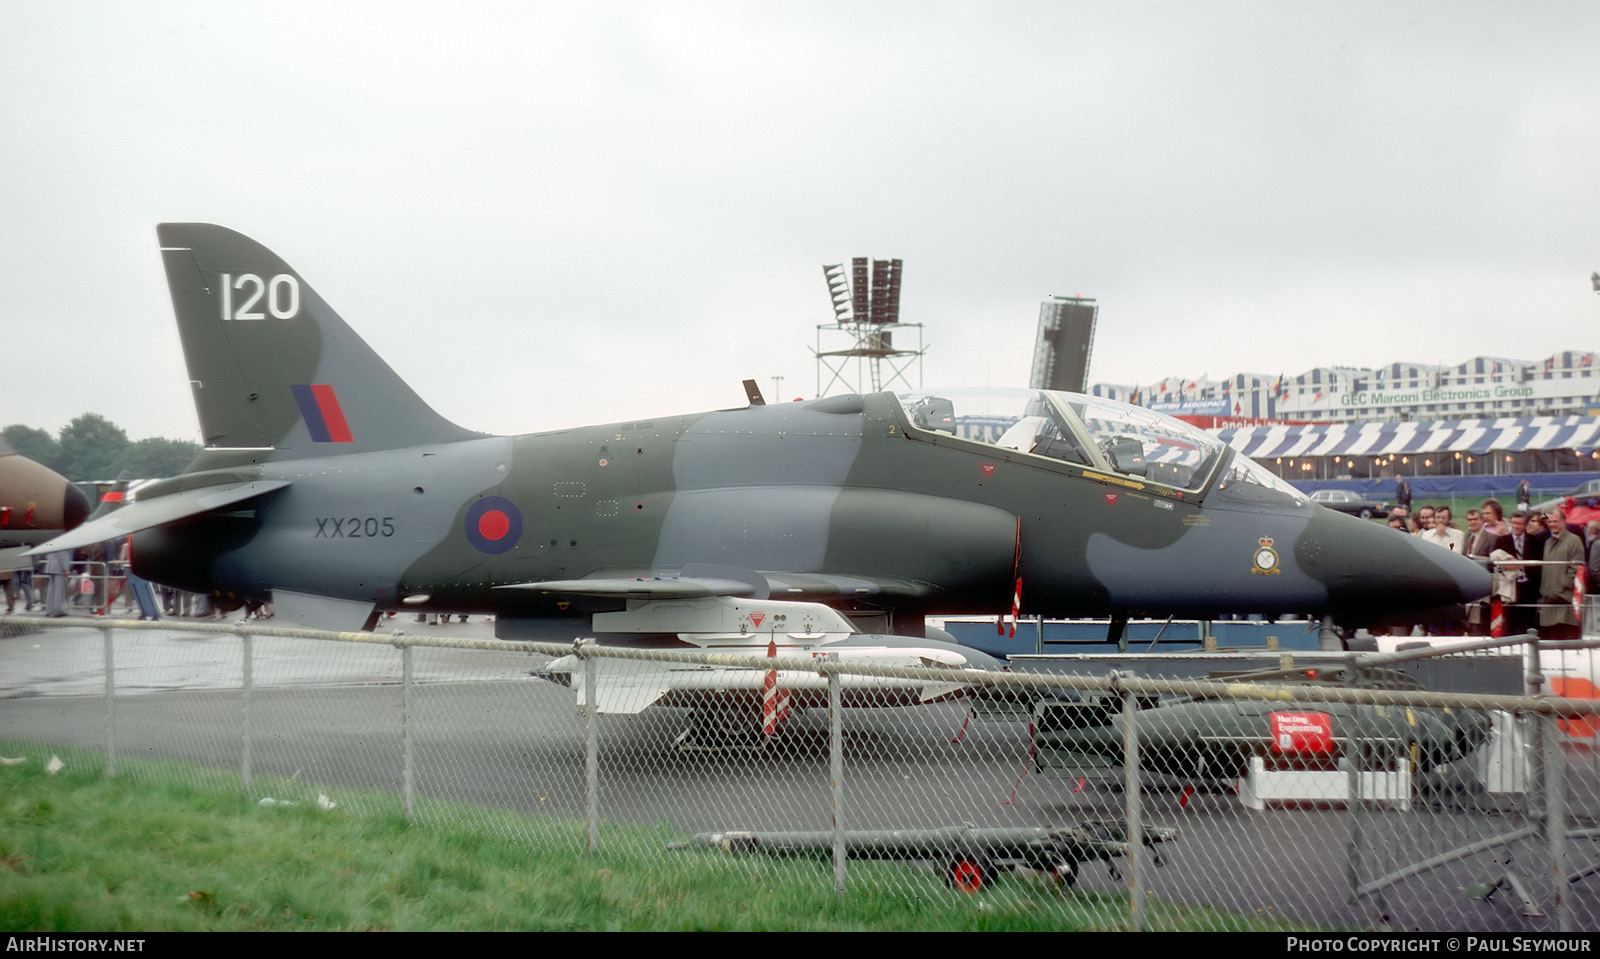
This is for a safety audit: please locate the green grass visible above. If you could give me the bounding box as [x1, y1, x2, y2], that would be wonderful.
[0, 742, 1300, 931]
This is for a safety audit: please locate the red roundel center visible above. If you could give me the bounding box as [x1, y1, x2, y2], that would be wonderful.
[477, 510, 511, 541]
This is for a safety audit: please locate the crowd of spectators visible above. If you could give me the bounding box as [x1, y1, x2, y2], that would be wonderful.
[1387, 496, 1600, 640]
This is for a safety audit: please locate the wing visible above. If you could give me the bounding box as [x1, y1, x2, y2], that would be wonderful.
[498, 577, 760, 600]
[499, 561, 932, 605]
[27, 477, 289, 554]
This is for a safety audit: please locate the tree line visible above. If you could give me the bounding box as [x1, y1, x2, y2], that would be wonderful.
[3, 414, 200, 482]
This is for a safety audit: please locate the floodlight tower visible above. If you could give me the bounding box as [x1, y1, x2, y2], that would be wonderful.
[1028, 295, 1098, 393]
[814, 257, 924, 397]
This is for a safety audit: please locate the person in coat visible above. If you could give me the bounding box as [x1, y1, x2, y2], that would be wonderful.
[1539, 507, 1585, 640]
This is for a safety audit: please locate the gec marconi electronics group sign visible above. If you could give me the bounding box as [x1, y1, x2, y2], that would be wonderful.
[1280, 378, 1597, 413]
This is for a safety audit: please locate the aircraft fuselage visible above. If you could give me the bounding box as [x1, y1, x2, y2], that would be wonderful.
[133, 390, 1482, 633]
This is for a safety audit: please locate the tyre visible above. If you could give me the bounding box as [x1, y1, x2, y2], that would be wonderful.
[1051, 860, 1078, 887]
[943, 847, 997, 893]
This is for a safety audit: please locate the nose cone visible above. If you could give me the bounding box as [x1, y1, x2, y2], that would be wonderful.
[1295, 508, 1491, 619]
[62, 483, 90, 531]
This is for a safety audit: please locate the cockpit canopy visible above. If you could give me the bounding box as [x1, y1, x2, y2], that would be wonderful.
[895, 388, 1306, 507]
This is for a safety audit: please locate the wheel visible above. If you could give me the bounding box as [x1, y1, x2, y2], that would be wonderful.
[1359, 508, 1373, 520]
[1051, 860, 1078, 887]
[943, 848, 997, 893]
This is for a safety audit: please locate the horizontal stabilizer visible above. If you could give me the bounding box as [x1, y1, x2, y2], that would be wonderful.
[271, 589, 377, 632]
[27, 479, 289, 554]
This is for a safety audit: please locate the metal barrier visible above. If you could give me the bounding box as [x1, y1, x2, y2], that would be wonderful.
[13, 557, 227, 617]
[3, 614, 1600, 931]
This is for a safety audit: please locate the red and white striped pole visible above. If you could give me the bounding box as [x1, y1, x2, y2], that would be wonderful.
[761, 640, 789, 736]
[1009, 577, 1022, 638]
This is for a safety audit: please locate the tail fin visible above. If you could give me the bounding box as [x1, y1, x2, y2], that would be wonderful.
[157, 223, 479, 458]
[86, 470, 133, 522]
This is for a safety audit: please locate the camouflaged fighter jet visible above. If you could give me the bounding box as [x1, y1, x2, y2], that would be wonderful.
[35, 225, 1490, 662]
[1, 437, 90, 572]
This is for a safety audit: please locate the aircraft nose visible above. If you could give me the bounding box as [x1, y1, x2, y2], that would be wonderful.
[62, 483, 90, 531]
[1295, 508, 1491, 617]
[1396, 530, 1493, 604]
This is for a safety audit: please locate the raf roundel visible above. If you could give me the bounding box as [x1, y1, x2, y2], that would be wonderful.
[464, 496, 522, 554]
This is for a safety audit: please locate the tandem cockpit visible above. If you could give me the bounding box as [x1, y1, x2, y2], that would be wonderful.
[894, 387, 1307, 510]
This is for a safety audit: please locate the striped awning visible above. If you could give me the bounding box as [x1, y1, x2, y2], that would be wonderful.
[1213, 416, 1600, 459]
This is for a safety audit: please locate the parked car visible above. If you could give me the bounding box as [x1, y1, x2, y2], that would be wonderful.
[1309, 489, 1390, 520]
[1532, 479, 1600, 515]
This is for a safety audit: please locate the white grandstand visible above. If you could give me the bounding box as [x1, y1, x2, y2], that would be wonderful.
[1092, 350, 1600, 426]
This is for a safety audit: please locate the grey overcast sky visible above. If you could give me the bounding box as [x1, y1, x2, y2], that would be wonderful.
[3, 1, 1598, 441]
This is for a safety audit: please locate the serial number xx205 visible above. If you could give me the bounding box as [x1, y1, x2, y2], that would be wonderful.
[315, 517, 395, 539]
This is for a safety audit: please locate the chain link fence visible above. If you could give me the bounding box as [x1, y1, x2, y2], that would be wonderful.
[3, 614, 1599, 931]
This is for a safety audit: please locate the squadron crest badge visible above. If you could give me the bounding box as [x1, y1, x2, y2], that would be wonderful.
[1251, 536, 1280, 575]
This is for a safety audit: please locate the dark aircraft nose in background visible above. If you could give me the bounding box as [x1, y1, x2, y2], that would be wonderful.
[0, 449, 91, 541]
[62, 483, 90, 532]
[1296, 507, 1492, 618]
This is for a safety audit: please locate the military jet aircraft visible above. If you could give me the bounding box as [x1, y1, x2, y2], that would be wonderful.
[1, 437, 89, 572]
[35, 224, 1489, 659]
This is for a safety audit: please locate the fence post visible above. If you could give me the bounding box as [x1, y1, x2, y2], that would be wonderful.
[240, 625, 253, 793]
[581, 640, 599, 855]
[100, 624, 116, 778]
[827, 652, 845, 893]
[401, 643, 414, 820]
[1525, 639, 1548, 843]
[1117, 670, 1144, 930]
[1542, 710, 1569, 931]
[1343, 755, 1364, 907]
[1343, 658, 1364, 907]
